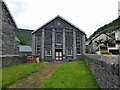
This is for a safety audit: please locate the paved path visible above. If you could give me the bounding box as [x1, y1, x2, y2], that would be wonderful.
[8, 62, 61, 88]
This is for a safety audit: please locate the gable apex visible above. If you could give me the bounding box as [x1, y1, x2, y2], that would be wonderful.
[32, 15, 85, 35]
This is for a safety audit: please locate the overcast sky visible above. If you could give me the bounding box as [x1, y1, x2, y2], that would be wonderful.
[4, 0, 120, 38]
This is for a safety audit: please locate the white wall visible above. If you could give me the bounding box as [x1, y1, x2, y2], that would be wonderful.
[115, 30, 120, 40]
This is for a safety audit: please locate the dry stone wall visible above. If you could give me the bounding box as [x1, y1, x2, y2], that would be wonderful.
[1, 55, 27, 68]
[83, 54, 119, 88]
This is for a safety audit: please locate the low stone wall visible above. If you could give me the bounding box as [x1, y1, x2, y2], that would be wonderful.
[83, 54, 119, 88]
[1, 55, 27, 68]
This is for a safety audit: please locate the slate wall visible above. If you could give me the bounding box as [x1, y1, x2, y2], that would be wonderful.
[2, 55, 27, 68]
[1, 2, 18, 55]
[83, 54, 119, 88]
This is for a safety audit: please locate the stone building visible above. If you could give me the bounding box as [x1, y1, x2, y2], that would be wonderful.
[0, 1, 18, 55]
[88, 33, 113, 53]
[32, 16, 86, 62]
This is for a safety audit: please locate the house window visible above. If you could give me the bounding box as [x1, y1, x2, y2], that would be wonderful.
[56, 32, 62, 45]
[27, 56, 33, 60]
[76, 37, 81, 55]
[67, 50, 72, 56]
[37, 45, 40, 54]
[37, 37, 40, 40]
[45, 50, 52, 56]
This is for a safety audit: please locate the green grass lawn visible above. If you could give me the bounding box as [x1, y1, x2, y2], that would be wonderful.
[2, 62, 45, 88]
[42, 60, 100, 88]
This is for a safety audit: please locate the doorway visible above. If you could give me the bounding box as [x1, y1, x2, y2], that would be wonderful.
[55, 49, 63, 61]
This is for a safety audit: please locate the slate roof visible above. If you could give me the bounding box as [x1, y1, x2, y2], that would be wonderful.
[18, 45, 32, 52]
[32, 15, 85, 35]
[15, 37, 20, 42]
[89, 33, 113, 45]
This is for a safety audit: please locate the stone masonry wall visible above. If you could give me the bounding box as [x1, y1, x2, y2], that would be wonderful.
[83, 54, 119, 88]
[1, 2, 18, 55]
[1, 55, 27, 68]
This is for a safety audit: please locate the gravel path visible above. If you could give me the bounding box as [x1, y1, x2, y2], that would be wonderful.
[8, 62, 61, 88]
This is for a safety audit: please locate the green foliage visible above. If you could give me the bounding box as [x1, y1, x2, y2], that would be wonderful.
[97, 43, 105, 51]
[18, 34, 27, 45]
[15, 29, 33, 46]
[42, 60, 100, 88]
[95, 39, 104, 46]
[103, 37, 112, 46]
[2, 63, 45, 88]
[89, 16, 120, 40]
[101, 51, 111, 54]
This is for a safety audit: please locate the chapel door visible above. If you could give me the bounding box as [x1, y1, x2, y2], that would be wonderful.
[55, 50, 63, 61]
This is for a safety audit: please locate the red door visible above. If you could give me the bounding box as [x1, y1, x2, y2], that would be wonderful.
[55, 50, 63, 61]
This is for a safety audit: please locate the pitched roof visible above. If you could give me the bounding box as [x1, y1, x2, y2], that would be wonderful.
[32, 15, 85, 35]
[18, 45, 32, 52]
[89, 33, 112, 45]
[2, 1, 17, 28]
[15, 37, 20, 42]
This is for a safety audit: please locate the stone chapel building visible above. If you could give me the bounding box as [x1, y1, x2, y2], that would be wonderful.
[32, 16, 86, 62]
[0, 1, 18, 55]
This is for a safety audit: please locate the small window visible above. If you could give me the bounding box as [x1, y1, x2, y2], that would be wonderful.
[37, 45, 40, 47]
[27, 56, 33, 60]
[37, 45, 40, 53]
[45, 50, 52, 56]
[37, 48, 40, 51]
[67, 50, 72, 56]
[37, 37, 40, 40]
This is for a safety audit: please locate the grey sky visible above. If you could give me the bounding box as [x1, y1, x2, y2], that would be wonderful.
[4, 0, 120, 38]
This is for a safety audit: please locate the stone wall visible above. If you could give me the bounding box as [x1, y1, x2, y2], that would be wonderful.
[1, 1, 18, 55]
[0, 1, 2, 56]
[83, 54, 119, 88]
[1, 55, 27, 68]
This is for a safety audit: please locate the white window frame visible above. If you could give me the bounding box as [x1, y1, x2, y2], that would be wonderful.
[45, 50, 52, 56]
[27, 56, 33, 60]
[56, 43, 61, 45]
[67, 50, 72, 56]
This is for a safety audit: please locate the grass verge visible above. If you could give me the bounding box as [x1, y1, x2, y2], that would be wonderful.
[42, 60, 100, 88]
[2, 62, 45, 88]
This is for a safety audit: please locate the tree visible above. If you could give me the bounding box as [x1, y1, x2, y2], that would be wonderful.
[18, 34, 27, 45]
[95, 39, 104, 46]
[103, 37, 112, 46]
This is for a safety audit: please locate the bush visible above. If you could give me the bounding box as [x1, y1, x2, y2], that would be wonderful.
[101, 51, 111, 55]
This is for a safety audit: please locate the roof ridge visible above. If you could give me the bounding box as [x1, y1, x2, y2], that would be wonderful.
[32, 15, 85, 34]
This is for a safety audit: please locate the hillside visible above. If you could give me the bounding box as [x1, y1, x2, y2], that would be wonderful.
[89, 16, 120, 40]
[15, 29, 34, 46]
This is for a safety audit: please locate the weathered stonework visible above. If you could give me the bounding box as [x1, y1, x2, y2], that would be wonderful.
[73, 29, 76, 59]
[1, 1, 18, 55]
[1, 55, 27, 68]
[52, 28, 55, 60]
[0, 1, 2, 56]
[83, 54, 119, 88]
[41, 29, 45, 60]
[32, 16, 86, 62]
